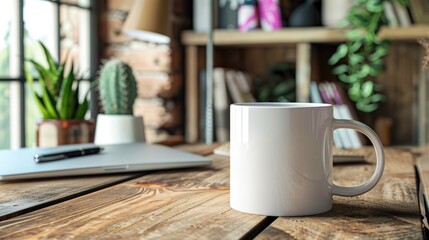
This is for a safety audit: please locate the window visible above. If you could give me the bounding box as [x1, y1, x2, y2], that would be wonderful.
[0, 0, 96, 149]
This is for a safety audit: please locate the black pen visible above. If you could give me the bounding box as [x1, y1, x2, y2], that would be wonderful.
[34, 147, 104, 163]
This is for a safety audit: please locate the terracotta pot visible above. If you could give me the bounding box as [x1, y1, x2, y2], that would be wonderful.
[36, 119, 95, 147]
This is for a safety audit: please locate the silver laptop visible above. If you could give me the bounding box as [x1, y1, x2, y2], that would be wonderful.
[0, 143, 211, 181]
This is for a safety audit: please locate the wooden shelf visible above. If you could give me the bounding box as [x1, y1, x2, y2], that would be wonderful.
[182, 25, 429, 46]
[182, 24, 429, 143]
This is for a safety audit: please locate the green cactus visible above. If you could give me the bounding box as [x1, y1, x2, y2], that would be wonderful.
[98, 59, 137, 115]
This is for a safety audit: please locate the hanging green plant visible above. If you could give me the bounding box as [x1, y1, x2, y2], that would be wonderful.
[329, 0, 407, 112]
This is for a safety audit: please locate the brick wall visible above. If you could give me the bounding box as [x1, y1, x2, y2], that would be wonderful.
[99, 0, 191, 143]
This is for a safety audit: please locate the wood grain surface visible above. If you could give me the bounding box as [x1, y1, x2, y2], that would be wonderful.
[256, 148, 422, 239]
[0, 145, 422, 239]
[0, 144, 213, 222]
[0, 174, 140, 221]
[0, 154, 267, 239]
[416, 152, 429, 229]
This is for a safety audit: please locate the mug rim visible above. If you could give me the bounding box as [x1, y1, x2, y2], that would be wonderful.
[231, 102, 332, 108]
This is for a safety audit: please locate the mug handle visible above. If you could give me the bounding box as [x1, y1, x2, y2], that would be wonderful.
[331, 119, 385, 197]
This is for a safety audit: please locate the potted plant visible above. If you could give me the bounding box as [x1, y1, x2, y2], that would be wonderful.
[94, 59, 145, 145]
[26, 41, 94, 147]
[329, 0, 407, 113]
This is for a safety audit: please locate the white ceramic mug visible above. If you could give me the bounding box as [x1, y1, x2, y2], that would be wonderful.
[230, 103, 384, 216]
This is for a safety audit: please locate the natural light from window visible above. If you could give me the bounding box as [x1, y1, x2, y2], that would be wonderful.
[0, 0, 92, 150]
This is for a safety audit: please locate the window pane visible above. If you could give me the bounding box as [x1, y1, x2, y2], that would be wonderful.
[60, 5, 91, 79]
[0, 0, 17, 78]
[25, 83, 42, 147]
[60, 0, 90, 8]
[0, 82, 11, 149]
[24, 0, 58, 74]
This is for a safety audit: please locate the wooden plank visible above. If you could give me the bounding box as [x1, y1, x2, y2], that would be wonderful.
[185, 45, 199, 143]
[377, 42, 421, 145]
[175, 142, 221, 155]
[378, 25, 429, 41]
[416, 154, 429, 218]
[296, 43, 311, 102]
[0, 154, 267, 239]
[0, 174, 139, 221]
[181, 26, 429, 46]
[0, 144, 212, 222]
[256, 148, 422, 239]
[182, 28, 347, 46]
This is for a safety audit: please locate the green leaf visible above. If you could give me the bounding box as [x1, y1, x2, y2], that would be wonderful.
[258, 87, 270, 101]
[369, 47, 389, 61]
[349, 54, 365, 65]
[358, 64, 371, 78]
[332, 64, 348, 75]
[370, 93, 385, 102]
[272, 81, 294, 96]
[338, 74, 349, 83]
[349, 41, 363, 53]
[38, 41, 57, 73]
[54, 63, 65, 96]
[345, 29, 364, 40]
[361, 81, 374, 98]
[357, 101, 378, 112]
[38, 75, 59, 119]
[348, 83, 362, 101]
[369, 63, 382, 76]
[29, 59, 57, 96]
[24, 68, 50, 119]
[329, 44, 348, 65]
[75, 91, 89, 119]
[58, 65, 75, 119]
[366, 0, 384, 12]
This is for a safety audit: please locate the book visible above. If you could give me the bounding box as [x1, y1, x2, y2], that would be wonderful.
[393, 2, 412, 27]
[213, 68, 230, 142]
[218, 0, 239, 29]
[238, 0, 259, 32]
[225, 70, 242, 103]
[328, 82, 362, 149]
[321, 83, 353, 148]
[310, 81, 323, 103]
[199, 69, 207, 142]
[383, 1, 399, 27]
[316, 82, 363, 149]
[258, 0, 282, 31]
[226, 69, 256, 103]
[317, 82, 345, 148]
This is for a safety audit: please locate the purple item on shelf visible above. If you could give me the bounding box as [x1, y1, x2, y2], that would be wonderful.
[258, 0, 282, 31]
[238, 0, 259, 32]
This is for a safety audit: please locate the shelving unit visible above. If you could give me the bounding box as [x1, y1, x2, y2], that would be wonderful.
[182, 25, 429, 46]
[182, 26, 429, 143]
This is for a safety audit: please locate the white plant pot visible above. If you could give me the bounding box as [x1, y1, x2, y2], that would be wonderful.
[94, 114, 145, 145]
[322, 0, 354, 27]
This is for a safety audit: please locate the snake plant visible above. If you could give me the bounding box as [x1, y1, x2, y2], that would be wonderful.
[25, 41, 89, 119]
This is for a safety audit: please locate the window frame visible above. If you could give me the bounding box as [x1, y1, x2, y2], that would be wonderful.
[1, 0, 98, 149]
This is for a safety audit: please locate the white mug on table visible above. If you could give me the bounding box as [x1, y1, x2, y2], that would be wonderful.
[230, 103, 384, 216]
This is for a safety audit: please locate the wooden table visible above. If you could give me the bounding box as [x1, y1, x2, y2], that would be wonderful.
[0, 144, 423, 239]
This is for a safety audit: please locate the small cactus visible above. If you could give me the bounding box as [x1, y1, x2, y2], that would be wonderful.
[98, 59, 137, 115]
